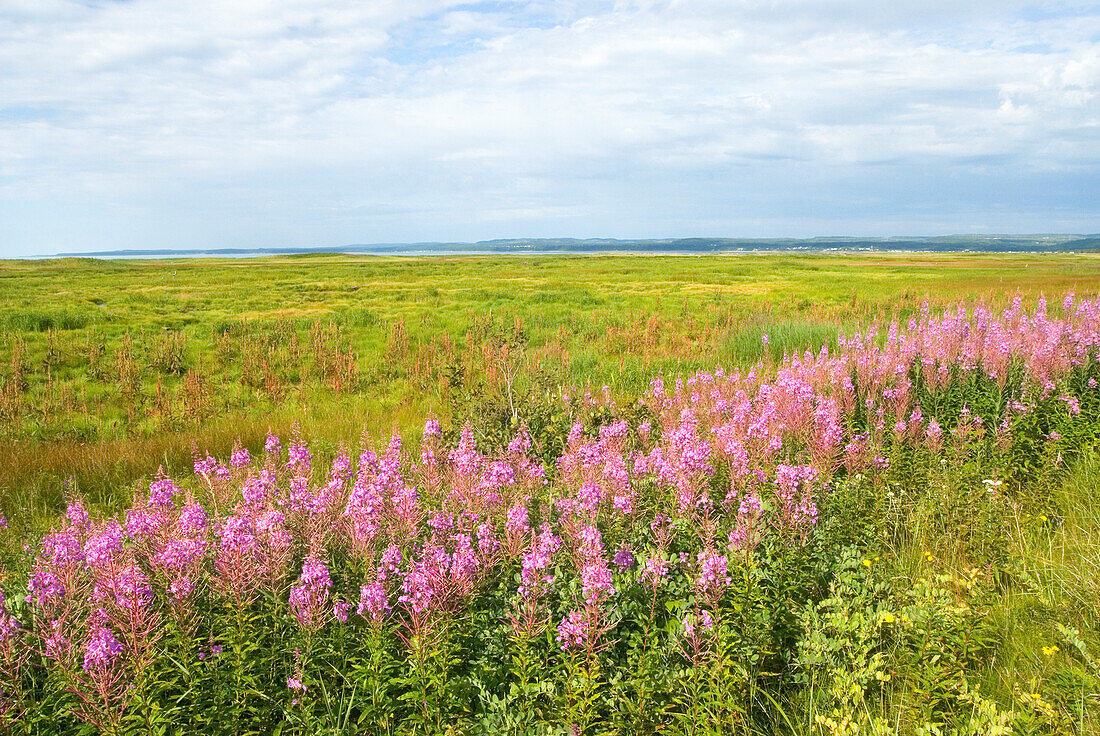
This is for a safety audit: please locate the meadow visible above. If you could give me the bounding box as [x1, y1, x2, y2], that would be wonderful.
[4, 253, 1100, 520]
[2, 254, 1100, 734]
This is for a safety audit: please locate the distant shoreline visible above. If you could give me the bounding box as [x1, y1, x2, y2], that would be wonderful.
[25, 234, 1100, 260]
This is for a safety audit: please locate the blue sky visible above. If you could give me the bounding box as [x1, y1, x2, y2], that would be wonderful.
[0, 0, 1098, 256]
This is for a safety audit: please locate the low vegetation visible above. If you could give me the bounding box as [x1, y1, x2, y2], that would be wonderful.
[3, 253, 1100, 522]
[1, 273, 1098, 733]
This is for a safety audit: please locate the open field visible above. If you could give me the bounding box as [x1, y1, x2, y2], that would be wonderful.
[2, 255, 1100, 734]
[5, 253, 1100, 522]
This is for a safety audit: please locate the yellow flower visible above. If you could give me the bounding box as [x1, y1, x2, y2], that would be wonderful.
[1042, 645, 1059, 657]
[1039, 515, 1048, 522]
[881, 612, 896, 624]
[862, 558, 872, 567]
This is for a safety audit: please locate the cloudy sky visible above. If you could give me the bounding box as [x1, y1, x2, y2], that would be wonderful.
[1, 0, 1098, 256]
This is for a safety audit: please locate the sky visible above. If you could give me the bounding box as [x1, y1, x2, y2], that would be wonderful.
[0, 0, 1098, 256]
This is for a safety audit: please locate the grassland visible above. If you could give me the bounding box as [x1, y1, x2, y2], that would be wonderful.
[4, 253, 1100, 733]
[4, 253, 1100, 526]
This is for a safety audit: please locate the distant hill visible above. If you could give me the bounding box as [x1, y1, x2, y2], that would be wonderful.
[51, 234, 1100, 258]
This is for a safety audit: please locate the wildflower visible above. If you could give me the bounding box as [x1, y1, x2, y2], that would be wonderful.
[83, 626, 124, 672]
[43, 619, 71, 661]
[699, 610, 714, 631]
[84, 521, 124, 568]
[178, 502, 208, 534]
[451, 533, 481, 594]
[881, 612, 896, 624]
[576, 482, 602, 512]
[612, 493, 634, 515]
[357, 581, 390, 622]
[640, 555, 670, 589]
[398, 546, 447, 618]
[514, 526, 559, 611]
[450, 425, 482, 476]
[612, 547, 635, 570]
[1042, 645, 1059, 657]
[682, 610, 714, 640]
[333, 600, 353, 623]
[289, 555, 333, 630]
[125, 507, 162, 542]
[169, 576, 195, 598]
[147, 475, 180, 508]
[66, 500, 90, 529]
[287, 654, 308, 705]
[26, 570, 65, 606]
[42, 530, 83, 566]
[506, 501, 530, 537]
[0, 590, 21, 644]
[112, 562, 154, 609]
[695, 549, 730, 605]
[287, 441, 311, 472]
[230, 445, 252, 468]
[194, 455, 217, 476]
[556, 609, 589, 651]
[580, 560, 615, 605]
[379, 544, 403, 576]
[480, 461, 516, 491]
[476, 522, 500, 558]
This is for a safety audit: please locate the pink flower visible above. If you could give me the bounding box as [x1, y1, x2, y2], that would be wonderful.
[66, 500, 89, 529]
[178, 503, 208, 534]
[695, 550, 730, 605]
[333, 600, 353, 623]
[640, 556, 670, 589]
[111, 563, 153, 610]
[289, 555, 333, 630]
[83, 626, 124, 672]
[580, 560, 615, 606]
[26, 570, 65, 606]
[287, 442, 311, 472]
[556, 609, 590, 651]
[357, 581, 390, 622]
[84, 521, 124, 568]
[230, 445, 252, 468]
[147, 476, 180, 508]
[506, 501, 530, 536]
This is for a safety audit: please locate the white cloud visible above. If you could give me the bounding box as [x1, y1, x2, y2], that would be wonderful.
[0, 0, 1098, 254]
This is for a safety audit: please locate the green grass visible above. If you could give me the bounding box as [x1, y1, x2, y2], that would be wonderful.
[3, 254, 1100, 732]
[4, 252, 1100, 517]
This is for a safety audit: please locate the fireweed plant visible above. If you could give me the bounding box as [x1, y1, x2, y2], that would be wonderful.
[2, 295, 1100, 734]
